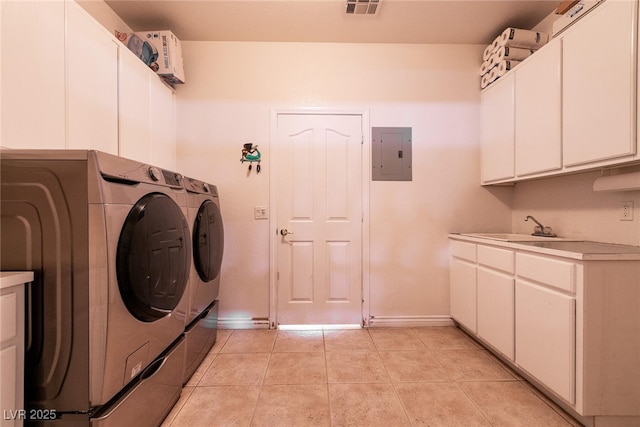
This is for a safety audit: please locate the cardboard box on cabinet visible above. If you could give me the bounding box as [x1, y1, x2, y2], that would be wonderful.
[117, 30, 185, 84]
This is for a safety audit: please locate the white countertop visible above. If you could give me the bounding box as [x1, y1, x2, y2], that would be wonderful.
[450, 234, 640, 261]
[1, 271, 34, 290]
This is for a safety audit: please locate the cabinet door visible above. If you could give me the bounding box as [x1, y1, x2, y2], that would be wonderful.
[450, 257, 477, 332]
[1, 0, 65, 149]
[480, 74, 515, 184]
[149, 78, 176, 170]
[515, 41, 562, 177]
[119, 49, 151, 163]
[66, 1, 118, 154]
[562, 0, 637, 167]
[478, 267, 514, 360]
[516, 280, 575, 404]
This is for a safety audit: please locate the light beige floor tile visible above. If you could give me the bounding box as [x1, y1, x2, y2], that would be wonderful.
[369, 328, 427, 351]
[378, 350, 450, 382]
[328, 383, 410, 426]
[520, 381, 584, 426]
[167, 385, 259, 427]
[211, 329, 233, 353]
[185, 352, 217, 387]
[161, 386, 194, 427]
[186, 330, 234, 386]
[460, 381, 574, 427]
[273, 330, 324, 353]
[323, 329, 375, 351]
[220, 329, 277, 353]
[263, 352, 327, 384]
[326, 351, 389, 383]
[198, 353, 270, 385]
[251, 384, 330, 427]
[413, 326, 479, 350]
[435, 349, 515, 381]
[395, 382, 491, 426]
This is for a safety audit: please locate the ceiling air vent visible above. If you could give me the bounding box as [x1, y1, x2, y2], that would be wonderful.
[345, 0, 380, 15]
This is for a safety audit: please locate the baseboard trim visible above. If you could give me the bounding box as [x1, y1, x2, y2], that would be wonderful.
[217, 318, 270, 329]
[368, 315, 454, 328]
[217, 316, 455, 329]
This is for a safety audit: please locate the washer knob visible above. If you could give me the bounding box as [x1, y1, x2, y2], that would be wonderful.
[203, 183, 210, 193]
[148, 166, 162, 182]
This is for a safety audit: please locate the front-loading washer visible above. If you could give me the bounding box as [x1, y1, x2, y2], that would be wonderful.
[182, 176, 224, 382]
[0, 150, 189, 425]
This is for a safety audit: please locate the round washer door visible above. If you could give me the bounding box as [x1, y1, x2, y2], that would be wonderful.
[117, 192, 191, 322]
[193, 199, 224, 282]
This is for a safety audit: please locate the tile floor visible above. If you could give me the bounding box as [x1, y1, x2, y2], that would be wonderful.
[161, 326, 583, 427]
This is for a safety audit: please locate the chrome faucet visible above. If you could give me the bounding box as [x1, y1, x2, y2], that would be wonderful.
[524, 215, 556, 237]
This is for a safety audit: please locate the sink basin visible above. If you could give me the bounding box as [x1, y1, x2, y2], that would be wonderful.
[460, 233, 578, 242]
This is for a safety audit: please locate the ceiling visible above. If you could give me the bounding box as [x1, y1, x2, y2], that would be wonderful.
[104, 0, 560, 45]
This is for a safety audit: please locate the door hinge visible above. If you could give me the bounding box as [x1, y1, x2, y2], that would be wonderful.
[276, 271, 280, 281]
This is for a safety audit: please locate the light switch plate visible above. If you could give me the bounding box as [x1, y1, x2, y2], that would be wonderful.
[254, 206, 268, 220]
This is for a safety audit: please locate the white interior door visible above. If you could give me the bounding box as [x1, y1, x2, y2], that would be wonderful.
[276, 113, 363, 325]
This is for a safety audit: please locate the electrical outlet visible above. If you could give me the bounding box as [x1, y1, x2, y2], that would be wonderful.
[254, 206, 268, 220]
[620, 201, 634, 221]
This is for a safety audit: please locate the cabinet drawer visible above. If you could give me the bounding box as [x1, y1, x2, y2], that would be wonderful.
[516, 253, 575, 293]
[478, 245, 514, 274]
[450, 240, 476, 262]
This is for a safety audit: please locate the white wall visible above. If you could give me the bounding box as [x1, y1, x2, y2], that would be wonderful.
[511, 170, 640, 246]
[175, 41, 513, 326]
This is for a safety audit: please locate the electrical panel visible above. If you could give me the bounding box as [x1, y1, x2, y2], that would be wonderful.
[372, 127, 412, 181]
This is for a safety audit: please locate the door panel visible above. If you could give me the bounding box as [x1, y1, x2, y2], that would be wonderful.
[276, 114, 363, 325]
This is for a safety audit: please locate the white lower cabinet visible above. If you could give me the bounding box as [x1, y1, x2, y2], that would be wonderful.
[1, 274, 31, 427]
[449, 237, 640, 424]
[515, 279, 575, 404]
[478, 267, 514, 361]
[477, 245, 515, 360]
[449, 240, 477, 333]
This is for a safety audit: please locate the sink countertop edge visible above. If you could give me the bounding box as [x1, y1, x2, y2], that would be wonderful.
[449, 234, 640, 261]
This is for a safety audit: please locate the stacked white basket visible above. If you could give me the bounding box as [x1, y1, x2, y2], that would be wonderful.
[481, 28, 550, 89]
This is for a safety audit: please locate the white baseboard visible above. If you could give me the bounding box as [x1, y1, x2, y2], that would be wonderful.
[368, 315, 455, 328]
[217, 317, 270, 329]
[217, 316, 455, 329]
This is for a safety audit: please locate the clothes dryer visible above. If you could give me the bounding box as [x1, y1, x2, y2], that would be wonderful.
[0, 150, 189, 426]
[182, 176, 224, 382]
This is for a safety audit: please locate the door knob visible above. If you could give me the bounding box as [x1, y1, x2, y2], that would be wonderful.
[280, 228, 294, 236]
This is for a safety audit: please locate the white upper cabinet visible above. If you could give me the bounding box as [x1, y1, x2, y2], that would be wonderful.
[480, 74, 515, 184]
[119, 50, 152, 163]
[149, 77, 176, 171]
[66, 0, 119, 154]
[515, 41, 562, 177]
[562, 0, 637, 167]
[481, 0, 639, 185]
[1, 0, 66, 149]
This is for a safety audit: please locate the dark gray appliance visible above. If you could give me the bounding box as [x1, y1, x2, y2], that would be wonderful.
[182, 176, 224, 383]
[0, 150, 190, 426]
